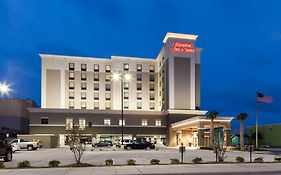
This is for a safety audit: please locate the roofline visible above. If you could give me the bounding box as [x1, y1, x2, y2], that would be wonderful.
[163, 32, 198, 43]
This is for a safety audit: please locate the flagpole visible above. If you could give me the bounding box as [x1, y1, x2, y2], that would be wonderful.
[255, 92, 258, 148]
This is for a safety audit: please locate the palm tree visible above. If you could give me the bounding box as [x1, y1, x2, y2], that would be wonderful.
[206, 111, 219, 148]
[236, 113, 249, 149]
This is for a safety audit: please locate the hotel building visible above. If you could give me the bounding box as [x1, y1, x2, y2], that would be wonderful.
[28, 32, 233, 147]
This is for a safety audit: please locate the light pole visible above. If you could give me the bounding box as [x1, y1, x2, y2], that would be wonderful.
[0, 82, 11, 97]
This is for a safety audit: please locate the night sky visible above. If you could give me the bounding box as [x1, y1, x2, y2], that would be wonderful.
[1, 0, 281, 131]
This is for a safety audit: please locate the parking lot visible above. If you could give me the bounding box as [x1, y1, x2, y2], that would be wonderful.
[2, 146, 277, 168]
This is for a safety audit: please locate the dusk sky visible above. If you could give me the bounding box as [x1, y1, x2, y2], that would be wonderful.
[1, 0, 281, 130]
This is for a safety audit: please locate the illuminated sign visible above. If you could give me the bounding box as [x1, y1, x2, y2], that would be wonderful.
[170, 41, 195, 53]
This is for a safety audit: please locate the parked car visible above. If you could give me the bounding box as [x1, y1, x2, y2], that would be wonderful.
[12, 144, 20, 153]
[116, 139, 133, 147]
[10, 139, 39, 151]
[0, 140, 13, 162]
[92, 141, 113, 147]
[124, 140, 155, 150]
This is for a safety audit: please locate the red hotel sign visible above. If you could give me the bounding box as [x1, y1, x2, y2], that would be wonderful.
[171, 41, 195, 53]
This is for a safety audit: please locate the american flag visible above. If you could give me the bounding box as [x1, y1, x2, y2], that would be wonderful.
[256, 92, 273, 103]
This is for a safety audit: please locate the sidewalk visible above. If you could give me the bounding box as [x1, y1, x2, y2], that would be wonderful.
[0, 163, 281, 175]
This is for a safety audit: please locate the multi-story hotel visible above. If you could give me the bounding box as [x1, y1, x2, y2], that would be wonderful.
[28, 32, 233, 147]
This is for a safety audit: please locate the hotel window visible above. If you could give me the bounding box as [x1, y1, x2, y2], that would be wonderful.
[104, 119, 111, 125]
[105, 102, 111, 109]
[69, 91, 74, 99]
[81, 92, 87, 99]
[119, 119, 125, 126]
[124, 91, 129, 99]
[94, 83, 99, 90]
[94, 73, 99, 81]
[105, 84, 111, 91]
[94, 92, 99, 100]
[79, 118, 86, 130]
[94, 64, 99, 72]
[141, 119, 148, 126]
[105, 65, 111, 72]
[81, 82, 87, 90]
[149, 84, 155, 91]
[150, 93, 155, 100]
[137, 73, 142, 81]
[81, 73, 87, 81]
[150, 102, 155, 110]
[69, 63, 75, 70]
[149, 65, 155, 72]
[137, 92, 142, 100]
[105, 74, 111, 82]
[137, 102, 142, 109]
[155, 119, 161, 126]
[81, 102, 87, 109]
[94, 102, 99, 109]
[137, 83, 142, 90]
[124, 101, 129, 109]
[105, 93, 111, 100]
[41, 117, 48, 124]
[159, 81, 162, 87]
[69, 72, 75, 80]
[66, 118, 73, 130]
[88, 122, 92, 128]
[124, 63, 129, 71]
[159, 91, 161, 96]
[69, 82, 75, 89]
[124, 82, 129, 90]
[69, 101, 74, 109]
[149, 74, 155, 82]
[137, 64, 142, 71]
[81, 63, 87, 71]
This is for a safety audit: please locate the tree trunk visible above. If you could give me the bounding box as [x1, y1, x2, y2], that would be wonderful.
[240, 121, 244, 148]
[210, 119, 214, 148]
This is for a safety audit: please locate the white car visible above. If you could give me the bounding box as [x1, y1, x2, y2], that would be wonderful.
[12, 144, 20, 153]
[10, 139, 39, 151]
[116, 139, 133, 147]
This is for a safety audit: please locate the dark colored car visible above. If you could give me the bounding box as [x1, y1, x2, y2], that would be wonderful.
[0, 140, 13, 162]
[124, 140, 155, 150]
[92, 141, 113, 147]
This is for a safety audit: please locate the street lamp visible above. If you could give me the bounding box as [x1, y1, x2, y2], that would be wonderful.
[0, 82, 11, 96]
[112, 73, 131, 146]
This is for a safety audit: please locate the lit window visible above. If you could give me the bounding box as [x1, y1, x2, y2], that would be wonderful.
[105, 65, 111, 72]
[137, 92, 142, 100]
[79, 118, 86, 130]
[124, 63, 129, 71]
[66, 118, 73, 130]
[142, 119, 148, 126]
[137, 73, 142, 81]
[69, 82, 75, 89]
[94, 74, 99, 81]
[150, 102, 155, 110]
[94, 92, 99, 100]
[104, 119, 111, 125]
[149, 74, 155, 82]
[69, 101, 74, 109]
[149, 65, 155, 72]
[149, 84, 155, 91]
[137, 102, 142, 109]
[137, 64, 142, 71]
[81, 64, 87, 71]
[124, 101, 129, 109]
[69, 91, 74, 99]
[69, 63, 75, 70]
[137, 83, 142, 90]
[124, 91, 129, 99]
[41, 117, 48, 124]
[124, 82, 129, 90]
[155, 119, 161, 126]
[105, 102, 111, 109]
[94, 64, 99, 72]
[150, 93, 155, 100]
[81, 92, 87, 99]
[94, 83, 99, 90]
[105, 84, 111, 91]
[81, 73, 87, 80]
[119, 119, 125, 126]
[81, 82, 87, 90]
[69, 72, 75, 80]
[94, 102, 99, 109]
[105, 74, 111, 82]
[81, 102, 87, 109]
[105, 93, 111, 100]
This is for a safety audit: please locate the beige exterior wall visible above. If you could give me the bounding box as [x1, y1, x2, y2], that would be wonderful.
[46, 70, 61, 108]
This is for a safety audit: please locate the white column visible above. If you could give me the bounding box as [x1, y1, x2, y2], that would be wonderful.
[190, 57, 195, 110]
[168, 56, 175, 109]
[60, 70, 65, 108]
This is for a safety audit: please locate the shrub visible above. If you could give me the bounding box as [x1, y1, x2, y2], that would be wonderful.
[105, 159, 114, 165]
[0, 162, 5, 169]
[17, 160, 31, 168]
[150, 159, 160, 165]
[274, 156, 281, 162]
[236, 156, 245, 163]
[240, 147, 247, 151]
[48, 160, 61, 167]
[127, 159, 136, 165]
[170, 158, 180, 164]
[254, 157, 264, 163]
[192, 157, 203, 164]
[200, 147, 212, 150]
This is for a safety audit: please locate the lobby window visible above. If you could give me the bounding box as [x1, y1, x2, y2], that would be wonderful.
[94, 102, 99, 109]
[155, 119, 161, 126]
[94, 73, 99, 81]
[105, 84, 111, 91]
[141, 119, 148, 126]
[124, 91, 129, 99]
[94, 64, 99, 72]
[69, 101, 74, 109]
[81, 82, 87, 90]
[137, 83, 142, 91]
[124, 82, 129, 90]
[137, 92, 142, 100]
[150, 102, 155, 110]
[81, 73, 87, 81]
[94, 92, 99, 100]
[88, 122, 92, 128]
[41, 117, 48, 124]
[81, 92, 87, 100]
[150, 84, 155, 91]
[149, 74, 155, 82]
[69, 91, 74, 99]
[81, 64, 87, 71]
[105, 65, 111, 72]
[137, 73, 142, 81]
[124, 101, 129, 109]
[79, 118, 86, 130]
[94, 83, 99, 90]
[137, 102, 142, 109]
[137, 64, 142, 71]
[119, 119, 125, 126]
[149, 65, 155, 72]
[124, 63, 129, 71]
[104, 119, 111, 125]
[69, 72, 75, 80]
[150, 93, 155, 100]
[105, 74, 111, 82]
[69, 63, 75, 70]
[81, 102, 87, 109]
[105, 93, 111, 100]
[66, 118, 73, 130]
[69, 82, 75, 90]
[105, 102, 111, 109]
